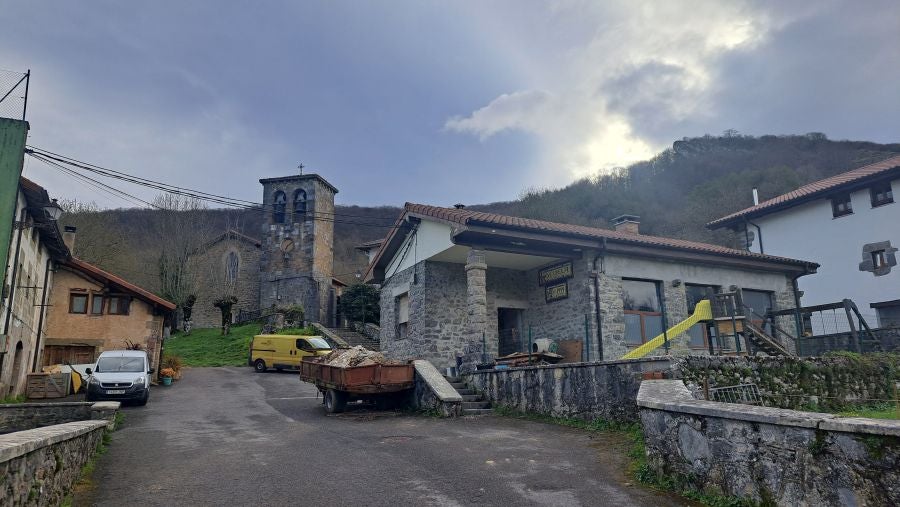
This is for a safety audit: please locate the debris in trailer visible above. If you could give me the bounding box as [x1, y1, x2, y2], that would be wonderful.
[315, 346, 402, 368]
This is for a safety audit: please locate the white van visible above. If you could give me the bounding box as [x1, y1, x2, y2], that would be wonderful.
[85, 350, 154, 406]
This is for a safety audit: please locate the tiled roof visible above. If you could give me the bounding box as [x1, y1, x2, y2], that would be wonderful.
[708, 155, 900, 228]
[66, 258, 176, 310]
[404, 203, 815, 267]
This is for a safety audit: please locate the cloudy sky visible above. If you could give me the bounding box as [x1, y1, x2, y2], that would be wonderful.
[1, 1, 898, 209]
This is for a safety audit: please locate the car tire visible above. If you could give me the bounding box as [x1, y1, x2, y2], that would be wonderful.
[254, 359, 267, 373]
[324, 389, 347, 414]
[136, 390, 149, 406]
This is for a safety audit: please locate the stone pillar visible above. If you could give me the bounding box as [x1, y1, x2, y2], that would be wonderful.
[460, 249, 487, 373]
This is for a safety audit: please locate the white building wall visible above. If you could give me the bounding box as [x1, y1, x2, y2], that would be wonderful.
[1, 192, 55, 396]
[749, 179, 899, 325]
[384, 220, 454, 279]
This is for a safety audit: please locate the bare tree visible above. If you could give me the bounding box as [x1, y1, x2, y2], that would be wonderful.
[151, 194, 216, 329]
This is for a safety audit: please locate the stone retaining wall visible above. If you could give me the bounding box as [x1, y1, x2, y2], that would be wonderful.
[408, 360, 461, 417]
[1, 402, 119, 434]
[637, 380, 900, 506]
[0, 420, 109, 506]
[468, 358, 671, 423]
[673, 354, 899, 410]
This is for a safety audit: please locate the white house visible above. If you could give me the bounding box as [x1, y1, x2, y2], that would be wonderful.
[708, 155, 900, 329]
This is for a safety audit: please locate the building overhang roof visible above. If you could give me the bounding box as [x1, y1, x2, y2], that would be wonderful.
[63, 257, 176, 311]
[19, 177, 69, 260]
[365, 203, 818, 283]
[707, 155, 900, 229]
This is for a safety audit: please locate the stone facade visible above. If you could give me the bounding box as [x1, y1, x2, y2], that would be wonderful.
[638, 380, 900, 506]
[468, 358, 672, 423]
[380, 248, 802, 369]
[258, 174, 337, 324]
[189, 232, 262, 329]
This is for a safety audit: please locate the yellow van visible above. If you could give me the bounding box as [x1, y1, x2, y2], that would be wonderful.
[249, 335, 333, 372]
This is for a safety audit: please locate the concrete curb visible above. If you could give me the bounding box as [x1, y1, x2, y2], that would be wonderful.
[0, 420, 108, 462]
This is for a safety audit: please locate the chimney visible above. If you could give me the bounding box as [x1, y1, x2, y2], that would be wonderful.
[63, 225, 77, 253]
[752, 187, 760, 205]
[612, 215, 640, 235]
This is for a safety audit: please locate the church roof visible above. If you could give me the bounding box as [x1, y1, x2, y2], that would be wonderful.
[258, 173, 339, 194]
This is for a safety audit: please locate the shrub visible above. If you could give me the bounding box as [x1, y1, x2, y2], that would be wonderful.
[162, 354, 184, 373]
[160, 368, 176, 379]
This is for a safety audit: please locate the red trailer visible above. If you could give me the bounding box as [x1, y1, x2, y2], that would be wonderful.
[299, 358, 414, 413]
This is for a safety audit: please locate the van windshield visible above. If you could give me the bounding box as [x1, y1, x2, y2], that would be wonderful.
[96, 356, 144, 373]
[306, 338, 331, 350]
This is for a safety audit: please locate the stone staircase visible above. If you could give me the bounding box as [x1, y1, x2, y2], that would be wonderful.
[444, 376, 493, 416]
[320, 326, 381, 351]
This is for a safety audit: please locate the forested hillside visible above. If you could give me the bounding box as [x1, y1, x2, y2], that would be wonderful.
[60, 133, 900, 302]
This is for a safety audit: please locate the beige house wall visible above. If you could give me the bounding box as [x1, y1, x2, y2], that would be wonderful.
[43, 267, 166, 369]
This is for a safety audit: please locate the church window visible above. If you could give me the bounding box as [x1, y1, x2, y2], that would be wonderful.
[226, 252, 239, 282]
[294, 189, 307, 217]
[273, 191, 287, 223]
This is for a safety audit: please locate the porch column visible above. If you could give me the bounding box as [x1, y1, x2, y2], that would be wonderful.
[460, 249, 487, 373]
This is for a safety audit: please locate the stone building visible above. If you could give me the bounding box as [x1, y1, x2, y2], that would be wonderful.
[366, 203, 819, 371]
[189, 230, 262, 329]
[258, 174, 338, 325]
[0, 177, 68, 397]
[186, 173, 343, 328]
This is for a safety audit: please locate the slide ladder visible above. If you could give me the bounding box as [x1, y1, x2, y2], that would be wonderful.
[621, 300, 712, 360]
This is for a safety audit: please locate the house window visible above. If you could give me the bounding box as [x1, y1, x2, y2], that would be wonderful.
[90, 295, 104, 315]
[293, 189, 307, 217]
[69, 293, 88, 314]
[831, 193, 853, 218]
[273, 191, 287, 223]
[622, 279, 662, 346]
[226, 252, 239, 282]
[108, 296, 131, 316]
[397, 293, 409, 340]
[872, 250, 888, 270]
[870, 181, 894, 207]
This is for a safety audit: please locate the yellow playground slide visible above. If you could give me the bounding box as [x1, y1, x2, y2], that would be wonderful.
[621, 300, 712, 359]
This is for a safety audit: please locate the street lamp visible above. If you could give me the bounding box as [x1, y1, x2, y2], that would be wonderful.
[13, 199, 64, 230]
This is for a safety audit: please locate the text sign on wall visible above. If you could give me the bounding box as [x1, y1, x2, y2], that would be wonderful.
[538, 261, 574, 286]
[545, 282, 569, 303]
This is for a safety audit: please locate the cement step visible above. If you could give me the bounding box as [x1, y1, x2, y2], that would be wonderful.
[450, 382, 467, 389]
[461, 394, 483, 402]
[462, 401, 491, 409]
[443, 376, 460, 383]
[456, 389, 475, 396]
[462, 408, 494, 416]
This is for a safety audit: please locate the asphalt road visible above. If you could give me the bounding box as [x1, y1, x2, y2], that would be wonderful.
[76, 367, 688, 506]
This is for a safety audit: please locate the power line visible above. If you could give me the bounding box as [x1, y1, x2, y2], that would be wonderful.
[26, 146, 399, 222]
[26, 150, 401, 231]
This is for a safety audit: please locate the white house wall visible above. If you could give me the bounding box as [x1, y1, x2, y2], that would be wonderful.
[750, 181, 899, 321]
[384, 220, 454, 279]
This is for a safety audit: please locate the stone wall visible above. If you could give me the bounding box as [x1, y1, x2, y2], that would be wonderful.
[638, 380, 900, 506]
[407, 360, 461, 417]
[0, 420, 108, 506]
[673, 354, 899, 411]
[190, 234, 262, 329]
[467, 358, 671, 423]
[0, 402, 119, 434]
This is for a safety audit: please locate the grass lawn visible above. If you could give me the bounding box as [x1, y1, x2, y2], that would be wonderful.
[837, 404, 899, 420]
[164, 323, 319, 367]
[164, 323, 262, 367]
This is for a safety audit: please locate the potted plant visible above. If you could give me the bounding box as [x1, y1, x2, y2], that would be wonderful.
[160, 368, 176, 386]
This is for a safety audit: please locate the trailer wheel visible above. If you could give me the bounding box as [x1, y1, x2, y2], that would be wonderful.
[254, 359, 267, 373]
[324, 389, 347, 414]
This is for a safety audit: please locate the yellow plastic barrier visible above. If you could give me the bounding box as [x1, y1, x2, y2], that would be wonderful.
[621, 299, 712, 359]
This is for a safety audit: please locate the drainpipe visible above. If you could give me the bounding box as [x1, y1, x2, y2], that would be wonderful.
[30, 257, 53, 372]
[790, 269, 808, 355]
[591, 238, 607, 361]
[2, 207, 27, 337]
[743, 217, 764, 254]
